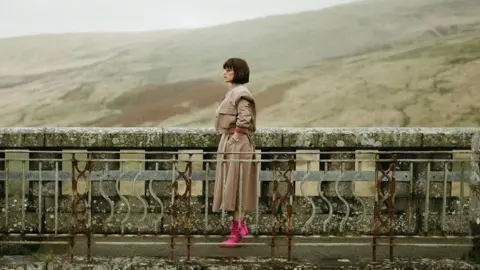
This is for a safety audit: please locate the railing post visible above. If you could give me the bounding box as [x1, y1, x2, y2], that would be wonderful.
[270, 153, 295, 263]
[372, 153, 396, 264]
[4, 150, 30, 234]
[355, 150, 378, 233]
[295, 150, 319, 234]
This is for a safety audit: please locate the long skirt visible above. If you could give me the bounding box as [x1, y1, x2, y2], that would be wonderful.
[212, 133, 258, 213]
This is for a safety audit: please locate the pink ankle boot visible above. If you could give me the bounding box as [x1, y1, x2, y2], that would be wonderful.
[240, 218, 248, 242]
[220, 220, 241, 248]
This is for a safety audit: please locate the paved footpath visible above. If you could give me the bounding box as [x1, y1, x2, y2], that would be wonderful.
[0, 237, 479, 269]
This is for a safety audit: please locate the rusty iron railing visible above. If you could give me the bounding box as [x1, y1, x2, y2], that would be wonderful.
[372, 154, 396, 262]
[0, 150, 477, 264]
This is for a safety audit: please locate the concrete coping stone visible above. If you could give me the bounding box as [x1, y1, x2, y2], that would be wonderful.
[0, 127, 478, 148]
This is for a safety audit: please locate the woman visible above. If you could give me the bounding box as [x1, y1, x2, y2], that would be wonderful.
[212, 58, 258, 248]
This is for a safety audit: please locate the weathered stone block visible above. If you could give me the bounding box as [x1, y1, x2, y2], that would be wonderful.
[91, 181, 117, 197]
[163, 127, 216, 148]
[282, 128, 319, 148]
[153, 198, 204, 234]
[418, 198, 445, 213]
[413, 157, 431, 197]
[416, 197, 469, 234]
[91, 196, 117, 214]
[328, 152, 355, 171]
[41, 196, 86, 213]
[114, 196, 149, 214]
[147, 197, 168, 215]
[120, 150, 145, 171]
[62, 149, 87, 170]
[354, 150, 377, 197]
[428, 182, 452, 198]
[91, 213, 164, 234]
[263, 182, 291, 197]
[295, 150, 320, 196]
[207, 181, 215, 197]
[148, 181, 174, 197]
[354, 182, 375, 197]
[178, 149, 203, 196]
[355, 150, 378, 171]
[452, 182, 469, 198]
[0, 212, 39, 233]
[175, 180, 203, 197]
[63, 180, 88, 196]
[253, 127, 282, 148]
[90, 152, 120, 171]
[422, 127, 478, 148]
[452, 150, 471, 197]
[120, 150, 146, 196]
[104, 128, 161, 147]
[44, 127, 105, 147]
[395, 211, 419, 234]
[0, 127, 45, 148]
[321, 182, 353, 198]
[30, 181, 59, 196]
[295, 181, 319, 197]
[395, 182, 410, 198]
[0, 196, 29, 212]
[291, 197, 323, 215]
[119, 179, 145, 198]
[148, 180, 202, 197]
[444, 212, 470, 234]
[317, 127, 423, 148]
[161, 196, 203, 214]
[61, 149, 89, 196]
[4, 150, 30, 198]
[2, 127, 479, 149]
[45, 213, 74, 233]
[29, 151, 58, 171]
[145, 153, 174, 170]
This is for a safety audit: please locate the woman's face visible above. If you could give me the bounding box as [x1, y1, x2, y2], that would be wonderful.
[223, 68, 234, 83]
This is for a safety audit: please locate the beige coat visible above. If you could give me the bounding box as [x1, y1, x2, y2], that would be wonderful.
[212, 84, 258, 213]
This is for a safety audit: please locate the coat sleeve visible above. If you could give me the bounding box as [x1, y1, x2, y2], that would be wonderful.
[235, 98, 253, 133]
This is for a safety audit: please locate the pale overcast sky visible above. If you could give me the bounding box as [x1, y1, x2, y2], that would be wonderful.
[0, 0, 358, 38]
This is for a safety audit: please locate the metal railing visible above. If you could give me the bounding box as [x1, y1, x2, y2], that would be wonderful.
[0, 149, 478, 263]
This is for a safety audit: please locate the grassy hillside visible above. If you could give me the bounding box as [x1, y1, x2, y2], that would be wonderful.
[155, 34, 480, 127]
[0, 0, 479, 127]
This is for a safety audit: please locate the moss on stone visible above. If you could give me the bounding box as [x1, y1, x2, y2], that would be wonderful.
[162, 127, 217, 148]
[2, 127, 480, 148]
[317, 127, 424, 148]
[44, 127, 105, 147]
[103, 128, 160, 148]
[281, 128, 319, 148]
[422, 127, 479, 148]
[254, 127, 283, 148]
[0, 128, 45, 148]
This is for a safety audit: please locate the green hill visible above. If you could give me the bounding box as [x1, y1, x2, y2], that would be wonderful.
[0, 0, 479, 127]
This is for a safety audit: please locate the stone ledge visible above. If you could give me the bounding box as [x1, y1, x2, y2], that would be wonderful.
[421, 127, 479, 148]
[0, 127, 478, 148]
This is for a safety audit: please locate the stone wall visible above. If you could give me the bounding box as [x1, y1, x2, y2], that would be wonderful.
[0, 127, 479, 237]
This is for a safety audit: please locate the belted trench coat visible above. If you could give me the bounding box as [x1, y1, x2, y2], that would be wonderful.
[212, 84, 258, 213]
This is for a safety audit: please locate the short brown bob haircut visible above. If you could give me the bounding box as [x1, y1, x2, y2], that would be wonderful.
[223, 58, 250, 84]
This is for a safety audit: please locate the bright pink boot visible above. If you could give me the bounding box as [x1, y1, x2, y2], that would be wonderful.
[220, 220, 241, 248]
[240, 217, 248, 242]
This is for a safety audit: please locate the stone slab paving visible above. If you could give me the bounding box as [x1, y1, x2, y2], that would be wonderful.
[0, 255, 478, 269]
[1, 237, 479, 269]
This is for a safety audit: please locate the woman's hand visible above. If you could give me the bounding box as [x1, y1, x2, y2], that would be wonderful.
[232, 129, 244, 142]
[231, 133, 240, 142]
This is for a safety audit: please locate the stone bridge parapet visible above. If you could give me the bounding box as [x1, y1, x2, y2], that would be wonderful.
[0, 127, 479, 263]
